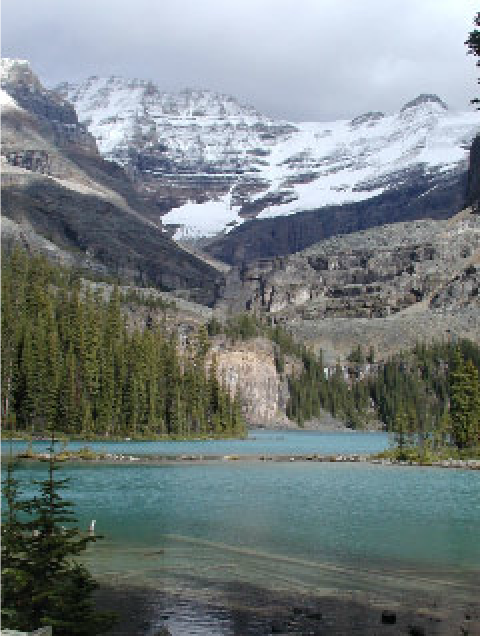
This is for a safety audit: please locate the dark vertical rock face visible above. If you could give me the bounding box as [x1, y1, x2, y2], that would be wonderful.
[466, 133, 480, 211]
[206, 170, 468, 265]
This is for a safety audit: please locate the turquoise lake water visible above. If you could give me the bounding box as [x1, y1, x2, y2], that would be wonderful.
[4, 428, 390, 456]
[3, 431, 480, 634]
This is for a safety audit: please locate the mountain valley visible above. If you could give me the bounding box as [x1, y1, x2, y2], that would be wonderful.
[1, 57, 480, 425]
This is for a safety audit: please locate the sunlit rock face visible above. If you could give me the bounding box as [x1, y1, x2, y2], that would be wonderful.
[209, 338, 291, 426]
[1, 58, 98, 157]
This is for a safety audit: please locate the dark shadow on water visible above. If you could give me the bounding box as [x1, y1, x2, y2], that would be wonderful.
[95, 572, 480, 636]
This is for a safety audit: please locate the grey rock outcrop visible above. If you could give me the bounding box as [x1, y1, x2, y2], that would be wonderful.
[430, 262, 480, 310]
[208, 338, 290, 426]
[215, 212, 480, 362]
[2, 59, 96, 154]
[217, 216, 480, 320]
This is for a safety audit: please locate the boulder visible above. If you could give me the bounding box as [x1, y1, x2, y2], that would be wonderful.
[381, 609, 397, 624]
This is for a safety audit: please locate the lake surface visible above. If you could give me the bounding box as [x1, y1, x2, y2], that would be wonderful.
[3, 431, 480, 635]
[4, 428, 389, 457]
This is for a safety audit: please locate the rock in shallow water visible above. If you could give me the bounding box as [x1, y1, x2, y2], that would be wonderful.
[270, 619, 287, 633]
[408, 625, 426, 636]
[381, 609, 397, 624]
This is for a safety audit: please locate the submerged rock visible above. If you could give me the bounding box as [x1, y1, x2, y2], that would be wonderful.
[408, 625, 426, 636]
[305, 609, 323, 620]
[381, 609, 397, 624]
[270, 618, 287, 633]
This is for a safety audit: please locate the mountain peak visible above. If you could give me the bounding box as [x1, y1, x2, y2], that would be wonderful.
[57, 75, 265, 123]
[1, 57, 80, 125]
[400, 94, 448, 113]
[1, 58, 42, 93]
[47, 67, 480, 241]
[1, 57, 32, 77]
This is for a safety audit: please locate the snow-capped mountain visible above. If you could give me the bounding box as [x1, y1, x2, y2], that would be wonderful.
[1, 58, 221, 302]
[57, 76, 479, 241]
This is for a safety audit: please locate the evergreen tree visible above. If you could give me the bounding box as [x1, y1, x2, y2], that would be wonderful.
[1, 439, 115, 634]
[466, 11, 480, 107]
[450, 348, 473, 449]
[1, 248, 245, 439]
[1, 459, 33, 630]
[465, 359, 480, 447]
[393, 408, 409, 453]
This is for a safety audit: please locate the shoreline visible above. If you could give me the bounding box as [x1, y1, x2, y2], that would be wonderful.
[94, 577, 480, 636]
[8, 451, 480, 470]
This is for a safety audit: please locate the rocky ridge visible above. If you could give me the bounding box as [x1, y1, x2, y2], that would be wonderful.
[215, 211, 480, 363]
[216, 215, 480, 318]
[1, 59, 221, 304]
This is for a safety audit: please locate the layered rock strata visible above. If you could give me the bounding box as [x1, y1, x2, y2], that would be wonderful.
[215, 213, 480, 363]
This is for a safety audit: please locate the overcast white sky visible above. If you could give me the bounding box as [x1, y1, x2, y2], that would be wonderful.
[2, 0, 479, 121]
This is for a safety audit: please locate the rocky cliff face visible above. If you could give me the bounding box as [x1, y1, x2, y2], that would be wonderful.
[466, 133, 480, 211]
[1, 59, 222, 304]
[216, 216, 480, 318]
[208, 338, 291, 426]
[216, 212, 480, 363]
[2, 59, 97, 155]
[205, 171, 468, 264]
[56, 77, 479, 251]
[430, 260, 480, 310]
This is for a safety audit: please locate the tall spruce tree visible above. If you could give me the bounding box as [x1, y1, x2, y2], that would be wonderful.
[466, 11, 480, 107]
[1, 458, 33, 630]
[449, 348, 474, 449]
[1, 248, 246, 439]
[1, 436, 116, 635]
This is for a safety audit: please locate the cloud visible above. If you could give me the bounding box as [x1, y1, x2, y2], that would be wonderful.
[2, 0, 478, 121]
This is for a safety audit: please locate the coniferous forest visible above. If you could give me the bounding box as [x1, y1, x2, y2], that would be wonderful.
[2, 246, 479, 451]
[287, 340, 480, 450]
[1, 248, 245, 439]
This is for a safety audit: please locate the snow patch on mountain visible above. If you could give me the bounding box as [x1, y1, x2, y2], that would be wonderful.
[57, 74, 480, 238]
[0, 88, 20, 111]
[162, 195, 244, 239]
